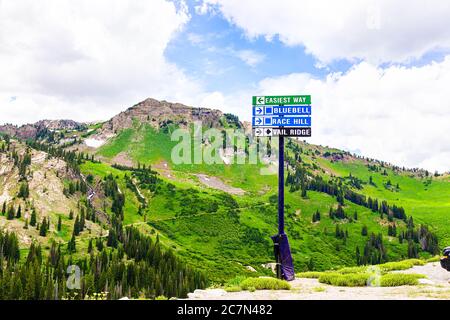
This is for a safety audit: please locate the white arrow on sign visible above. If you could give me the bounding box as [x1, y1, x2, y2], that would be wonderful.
[255, 107, 263, 114]
[256, 96, 264, 105]
[254, 117, 263, 125]
[254, 128, 263, 136]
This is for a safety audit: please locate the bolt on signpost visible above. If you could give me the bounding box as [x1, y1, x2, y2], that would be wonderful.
[252, 95, 312, 281]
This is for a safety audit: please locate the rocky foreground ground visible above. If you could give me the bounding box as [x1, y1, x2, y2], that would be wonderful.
[188, 262, 450, 300]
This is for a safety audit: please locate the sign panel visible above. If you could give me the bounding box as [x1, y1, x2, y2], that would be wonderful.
[252, 95, 311, 106]
[253, 127, 311, 137]
[252, 116, 311, 127]
[253, 105, 311, 116]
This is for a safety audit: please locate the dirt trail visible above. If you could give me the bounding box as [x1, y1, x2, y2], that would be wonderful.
[195, 174, 245, 195]
[153, 161, 246, 196]
[188, 262, 450, 300]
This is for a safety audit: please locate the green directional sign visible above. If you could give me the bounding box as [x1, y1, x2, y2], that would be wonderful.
[252, 95, 311, 106]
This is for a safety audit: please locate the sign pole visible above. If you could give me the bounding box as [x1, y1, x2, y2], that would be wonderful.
[278, 135, 285, 235]
[253, 95, 308, 281]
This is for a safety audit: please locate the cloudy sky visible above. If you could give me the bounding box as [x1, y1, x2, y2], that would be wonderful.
[1, 0, 450, 172]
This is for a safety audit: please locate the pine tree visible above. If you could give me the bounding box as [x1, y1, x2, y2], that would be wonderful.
[88, 239, 93, 253]
[361, 225, 368, 236]
[7, 205, 15, 220]
[18, 181, 29, 199]
[30, 209, 37, 226]
[80, 210, 85, 231]
[57, 216, 62, 232]
[355, 246, 361, 265]
[39, 217, 48, 237]
[16, 205, 22, 219]
[73, 216, 80, 236]
[335, 224, 341, 238]
[69, 210, 74, 220]
[1, 201, 6, 215]
[68, 233, 76, 253]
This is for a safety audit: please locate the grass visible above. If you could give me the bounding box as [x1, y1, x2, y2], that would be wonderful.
[297, 257, 428, 287]
[223, 276, 291, 291]
[296, 271, 324, 279]
[426, 256, 441, 263]
[318, 273, 371, 287]
[378, 259, 425, 272]
[379, 273, 425, 287]
[313, 286, 326, 292]
[224, 286, 242, 293]
[317, 271, 425, 287]
[297, 258, 427, 279]
[240, 277, 291, 291]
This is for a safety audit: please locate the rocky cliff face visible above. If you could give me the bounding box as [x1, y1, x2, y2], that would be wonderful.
[100, 98, 225, 136]
[0, 120, 86, 140]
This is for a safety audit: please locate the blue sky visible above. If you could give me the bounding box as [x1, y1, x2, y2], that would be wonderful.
[166, 1, 354, 94]
[1, 0, 450, 172]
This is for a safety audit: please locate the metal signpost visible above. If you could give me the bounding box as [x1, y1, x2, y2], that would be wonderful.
[252, 95, 312, 281]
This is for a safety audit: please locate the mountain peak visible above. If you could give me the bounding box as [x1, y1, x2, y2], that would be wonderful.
[100, 97, 225, 136]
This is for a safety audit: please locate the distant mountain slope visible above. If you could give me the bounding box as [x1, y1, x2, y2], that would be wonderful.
[0, 119, 86, 140]
[0, 138, 104, 248]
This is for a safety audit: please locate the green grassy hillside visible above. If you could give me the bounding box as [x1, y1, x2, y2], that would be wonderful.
[88, 121, 449, 282]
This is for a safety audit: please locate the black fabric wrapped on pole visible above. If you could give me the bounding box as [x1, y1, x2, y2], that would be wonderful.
[441, 246, 450, 271]
[272, 135, 295, 281]
[271, 233, 295, 281]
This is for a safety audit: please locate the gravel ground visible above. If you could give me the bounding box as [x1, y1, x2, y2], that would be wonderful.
[187, 262, 450, 300]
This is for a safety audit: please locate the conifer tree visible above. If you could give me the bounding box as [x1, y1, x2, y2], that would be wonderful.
[73, 215, 80, 236]
[67, 233, 76, 253]
[18, 181, 29, 199]
[80, 211, 85, 231]
[361, 225, 368, 236]
[7, 205, 15, 220]
[39, 217, 48, 237]
[355, 246, 361, 265]
[1, 201, 6, 215]
[57, 216, 62, 232]
[16, 205, 22, 219]
[30, 209, 37, 226]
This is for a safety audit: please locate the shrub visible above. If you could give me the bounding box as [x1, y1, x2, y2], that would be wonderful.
[318, 273, 370, 287]
[296, 272, 324, 279]
[225, 275, 248, 287]
[378, 259, 424, 272]
[335, 266, 368, 274]
[240, 277, 291, 290]
[379, 273, 424, 287]
[426, 256, 440, 263]
[224, 286, 242, 292]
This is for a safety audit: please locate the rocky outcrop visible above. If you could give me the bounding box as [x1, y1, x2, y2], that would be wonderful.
[34, 119, 86, 131]
[100, 98, 225, 136]
[0, 120, 86, 140]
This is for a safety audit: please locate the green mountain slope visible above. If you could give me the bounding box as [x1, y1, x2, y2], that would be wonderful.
[74, 99, 449, 282]
[1, 98, 449, 291]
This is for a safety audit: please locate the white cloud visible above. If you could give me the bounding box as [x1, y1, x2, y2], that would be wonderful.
[187, 32, 205, 45]
[0, 0, 208, 125]
[235, 50, 265, 67]
[200, 0, 450, 64]
[218, 57, 450, 173]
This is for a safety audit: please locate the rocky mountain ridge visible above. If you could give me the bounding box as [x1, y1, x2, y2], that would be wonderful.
[98, 98, 226, 137]
[0, 120, 86, 140]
